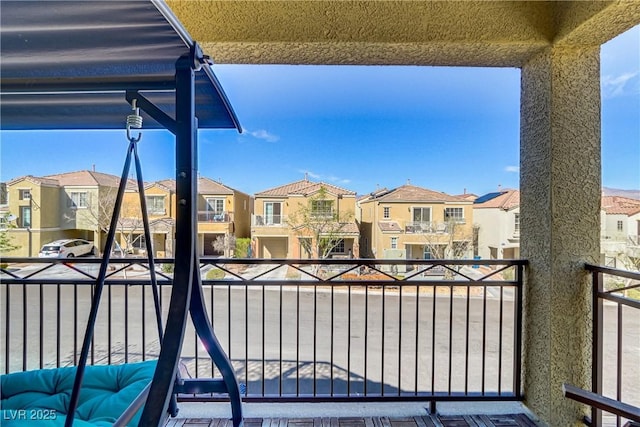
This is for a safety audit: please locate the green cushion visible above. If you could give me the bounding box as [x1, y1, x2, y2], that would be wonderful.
[1, 361, 157, 426]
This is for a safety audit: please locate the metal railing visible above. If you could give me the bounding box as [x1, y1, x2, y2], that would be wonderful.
[252, 214, 287, 227]
[198, 211, 232, 222]
[584, 264, 640, 427]
[1, 257, 525, 405]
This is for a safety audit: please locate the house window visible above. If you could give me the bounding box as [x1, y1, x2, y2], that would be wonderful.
[514, 213, 520, 234]
[617, 220, 624, 232]
[383, 207, 390, 219]
[68, 191, 88, 208]
[20, 206, 31, 228]
[413, 207, 431, 223]
[328, 239, 345, 254]
[444, 207, 464, 223]
[131, 234, 147, 250]
[312, 200, 333, 218]
[264, 202, 282, 225]
[146, 196, 165, 214]
[19, 189, 31, 200]
[391, 237, 398, 249]
[206, 198, 225, 221]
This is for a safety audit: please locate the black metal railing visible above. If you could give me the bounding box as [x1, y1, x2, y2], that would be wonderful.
[581, 264, 640, 427]
[1, 257, 525, 405]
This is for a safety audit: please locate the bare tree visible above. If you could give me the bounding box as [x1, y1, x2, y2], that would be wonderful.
[421, 221, 476, 278]
[286, 186, 355, 259]
[212, 234, 236, 257]
[79, 187, 145, 255]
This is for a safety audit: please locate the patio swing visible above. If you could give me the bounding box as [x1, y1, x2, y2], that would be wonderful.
[0, 1, 244, 426]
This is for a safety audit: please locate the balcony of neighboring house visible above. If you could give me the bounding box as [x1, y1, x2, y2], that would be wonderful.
[198, 210, 235, 234]
[252, 214, 288, 229]
[1, 257, 638, 426]
[404, 221, 450, 234]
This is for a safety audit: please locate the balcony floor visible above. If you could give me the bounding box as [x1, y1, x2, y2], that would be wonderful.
[166, 414, 540, 427]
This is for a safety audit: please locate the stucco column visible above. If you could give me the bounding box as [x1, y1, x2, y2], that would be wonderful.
[520, 46, 601, 425]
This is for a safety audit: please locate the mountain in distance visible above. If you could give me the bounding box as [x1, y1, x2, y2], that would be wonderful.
[603, 187, 640, 200]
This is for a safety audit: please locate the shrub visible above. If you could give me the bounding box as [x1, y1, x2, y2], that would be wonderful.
[205, 268, 225, 280]
[234, 238, 251, 258]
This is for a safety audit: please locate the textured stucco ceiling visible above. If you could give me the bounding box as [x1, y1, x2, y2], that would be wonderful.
[167, 0, 640, 67]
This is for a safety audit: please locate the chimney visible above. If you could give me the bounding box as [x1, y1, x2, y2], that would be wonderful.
[463, 188, 467, 195]
[407, 178, 411, 185]
[304, 172, 308, 181]
[92, 164, 95, 172]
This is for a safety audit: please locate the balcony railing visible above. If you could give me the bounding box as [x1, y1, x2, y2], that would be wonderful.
[252, 214, 287, 227]
[198, 211, 232, 222]
[404, 221, 449, 234]
[580, 264, 640, 427]
[1, 257, 525, 407]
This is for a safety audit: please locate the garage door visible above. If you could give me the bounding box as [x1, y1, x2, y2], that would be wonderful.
[261, 238, 287, 258]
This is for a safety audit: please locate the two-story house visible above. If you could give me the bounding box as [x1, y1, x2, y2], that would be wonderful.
[252, 178, 359, 259]
[358, 183, 474, 261]
[600, 195, 640, 268]
[119, 177, 252, 257]
[473, 189, 521, 260]
[4, 170, 122, 256]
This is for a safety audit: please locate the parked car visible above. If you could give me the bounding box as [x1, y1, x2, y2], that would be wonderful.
[38, 239, 95, 258]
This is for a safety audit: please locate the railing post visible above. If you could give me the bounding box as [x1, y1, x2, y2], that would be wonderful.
[592, 270, 603, 427]
[513, 263, 524, 398]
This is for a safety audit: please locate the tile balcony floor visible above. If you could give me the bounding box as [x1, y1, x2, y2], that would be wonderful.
[167, 403, 542, 427]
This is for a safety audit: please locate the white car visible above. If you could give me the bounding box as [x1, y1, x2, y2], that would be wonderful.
[38, 239, 95, 258]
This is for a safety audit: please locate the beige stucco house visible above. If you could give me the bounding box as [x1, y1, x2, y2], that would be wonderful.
[473, 189, 521, 260]
[119, 177, 252, 257]
[358, 184, 474, 261]
[600, 196, 640, 269]
[3, 170, 122, 256]
[251, 178, 359, 259]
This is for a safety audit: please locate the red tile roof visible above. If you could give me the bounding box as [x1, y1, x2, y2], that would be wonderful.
[364, 184, 465, 203]
[378, 221, 402, 232]
[602, 196, 640, 216]
[474, 190, 520, 210]
[256, 179, 356, 197]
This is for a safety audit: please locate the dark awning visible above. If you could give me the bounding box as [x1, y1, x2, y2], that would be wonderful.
[0, 0, 241, 131]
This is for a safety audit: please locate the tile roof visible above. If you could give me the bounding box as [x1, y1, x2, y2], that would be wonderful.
[292, 221, 360, 235]
[256, 179, 356, 197]
[378, 221, 402, 232]
[145, 177, 247, 196]
[602, 196, 640, 216]
[474, 189, 520, 210]
[8, 171, 128, 188]
[7, 175, 59, 186]
[198, 177, 235, 195]
[43, 170, 123, 187]
[364, 184, 464, 203]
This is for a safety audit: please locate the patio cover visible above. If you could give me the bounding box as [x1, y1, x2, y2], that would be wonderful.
[0, 0, 241, 131]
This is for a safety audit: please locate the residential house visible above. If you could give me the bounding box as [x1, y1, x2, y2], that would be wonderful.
[600, 195, 640, 269]
[119, 177, 252, 257]
[251, 178, 359, 259]
[3, 170, 122, 256]
[473, 189, 521, 260]
[358, 184, 475, 261]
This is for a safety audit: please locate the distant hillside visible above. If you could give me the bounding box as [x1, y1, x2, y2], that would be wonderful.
[603, 187, 640, 200]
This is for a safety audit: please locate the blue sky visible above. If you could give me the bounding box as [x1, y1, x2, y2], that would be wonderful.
[1, 25, 638, 197]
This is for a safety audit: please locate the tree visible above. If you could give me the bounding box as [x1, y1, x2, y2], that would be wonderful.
[68, 187, 145, 255]
[286, 186, 355, 259]
[421, 220, 476, 278]
[212, 234, 235, 257]
[0, 213, 20, 255]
